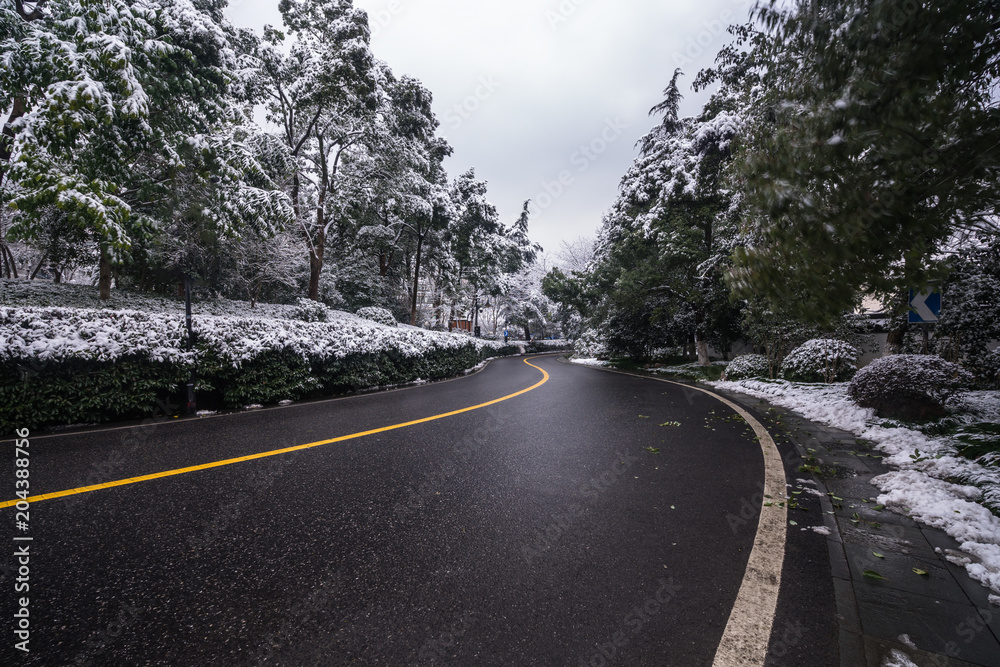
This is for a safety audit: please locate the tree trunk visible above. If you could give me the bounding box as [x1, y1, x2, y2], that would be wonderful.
[308, 230, 325, 301]
[886, 325, 905, 355]
[290, 173, 301, 221]
[523, 325, 531, 341]
[694, 309, 711, 365]
[0, 243, 18, 279]
[409, 233, 424, 325]
[695, 333, 710, 366]
[379, 250, 392, 277]
[98, 246, 112, 301]
[0, 96, 27, 191]
[308, 195, 327, 301]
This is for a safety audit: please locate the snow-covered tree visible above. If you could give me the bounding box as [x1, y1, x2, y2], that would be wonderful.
[2, 0, 285, 299]
[589, 70, 743, 363]
[731, 0, 1000, 322]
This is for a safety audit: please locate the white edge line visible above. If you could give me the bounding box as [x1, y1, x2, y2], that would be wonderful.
[563, 360, 788, 665]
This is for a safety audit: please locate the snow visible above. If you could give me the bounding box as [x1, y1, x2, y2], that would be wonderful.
[0, 281, 507, 371]
[713, 378, 1000, 594]
[807, 526, 832, 536]
[881, 649, 918, 667]
[570, 358, 609, 368]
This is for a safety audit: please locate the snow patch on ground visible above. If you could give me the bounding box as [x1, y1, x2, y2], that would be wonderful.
[712, 378, 1000, 594]
[881, 649, 918, 667]
[806, 525, 832, 536]
[570, 358, 610, 367]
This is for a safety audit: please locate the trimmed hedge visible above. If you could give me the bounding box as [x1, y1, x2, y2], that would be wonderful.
[1, 357, 189, 433]
[848, 354, 974, 421]
[781, 338, 859, 384]
[722, 354, 769, 381]
[355, 307, 398, 328]
[1, 343, 511, 434]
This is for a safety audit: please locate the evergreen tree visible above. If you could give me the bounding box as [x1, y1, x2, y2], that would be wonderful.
[732, 0, 1000, 322]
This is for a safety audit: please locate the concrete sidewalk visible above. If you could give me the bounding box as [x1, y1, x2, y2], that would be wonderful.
[715, 387, 1000, 667]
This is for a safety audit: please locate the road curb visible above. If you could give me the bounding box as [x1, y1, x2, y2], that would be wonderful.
[709, 385, 1000, 667]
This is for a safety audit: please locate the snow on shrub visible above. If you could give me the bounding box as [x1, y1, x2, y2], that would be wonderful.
[0, 307, 193, 365]
[355, 306, 398, 328]
[722, 354, 769, 381]
[573, 329, 608, 359]
[848, 354, 975, 421]
[290, 298, 330, 322]
[0, 304, 510, 432]
[980, 347, 1000, 385]
[781, 338, 859, 384]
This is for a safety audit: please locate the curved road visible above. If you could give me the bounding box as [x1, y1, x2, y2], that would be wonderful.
[1, 354, 836, 666]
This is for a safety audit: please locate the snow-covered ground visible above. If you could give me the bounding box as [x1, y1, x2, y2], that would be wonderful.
[712, 378, 1000, 595]
[569, 358, 610, 367]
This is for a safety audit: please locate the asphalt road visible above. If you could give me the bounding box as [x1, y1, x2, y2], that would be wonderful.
[1, 354, 837, 666]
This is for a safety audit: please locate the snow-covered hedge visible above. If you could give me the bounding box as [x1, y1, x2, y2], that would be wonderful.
[523, 339, 572, 353]
[0, 305, 512, 433]
[981, 347, 1000, 386]
[722, 354, 769, 381]
[781, 338, 859, 384]
[355, 306, 398, 328]
[290, 298, 331, 322]
[573, 329, 608, 359]
[848, 354, 975, 421]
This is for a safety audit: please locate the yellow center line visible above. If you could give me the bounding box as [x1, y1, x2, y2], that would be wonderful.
[2, 357, 551, 509]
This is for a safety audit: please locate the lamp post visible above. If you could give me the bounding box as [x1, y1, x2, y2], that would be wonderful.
[473, 292, 481, 338]
[184, 274, 196, 416]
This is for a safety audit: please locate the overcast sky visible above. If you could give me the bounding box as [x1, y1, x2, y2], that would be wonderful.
[225, 0, 757, 255]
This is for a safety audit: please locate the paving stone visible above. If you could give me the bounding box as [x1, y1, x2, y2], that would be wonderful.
[921, 528, 998, 610]
[854, 582, 1000, 665]
[838, 520, 936, 559]
[719, 388, 1000, 667]
[862, 635, 987, 667]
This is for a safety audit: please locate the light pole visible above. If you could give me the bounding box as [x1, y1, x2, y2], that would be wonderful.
[473, 292, 481, 338]
[184, 274, 196, 416]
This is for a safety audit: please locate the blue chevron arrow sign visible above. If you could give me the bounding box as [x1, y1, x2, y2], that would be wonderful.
[908, 289, 942, 324]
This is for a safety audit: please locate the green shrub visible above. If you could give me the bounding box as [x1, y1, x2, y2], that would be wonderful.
[355, 307, 398, 328]
[781, 339, 859, 383]
[0, 358, 188, 433]
[848, 354, 974, 421]
[721, 354, 769, 381]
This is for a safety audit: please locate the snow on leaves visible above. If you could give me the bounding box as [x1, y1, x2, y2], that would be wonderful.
[0, 301, 504, 369]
